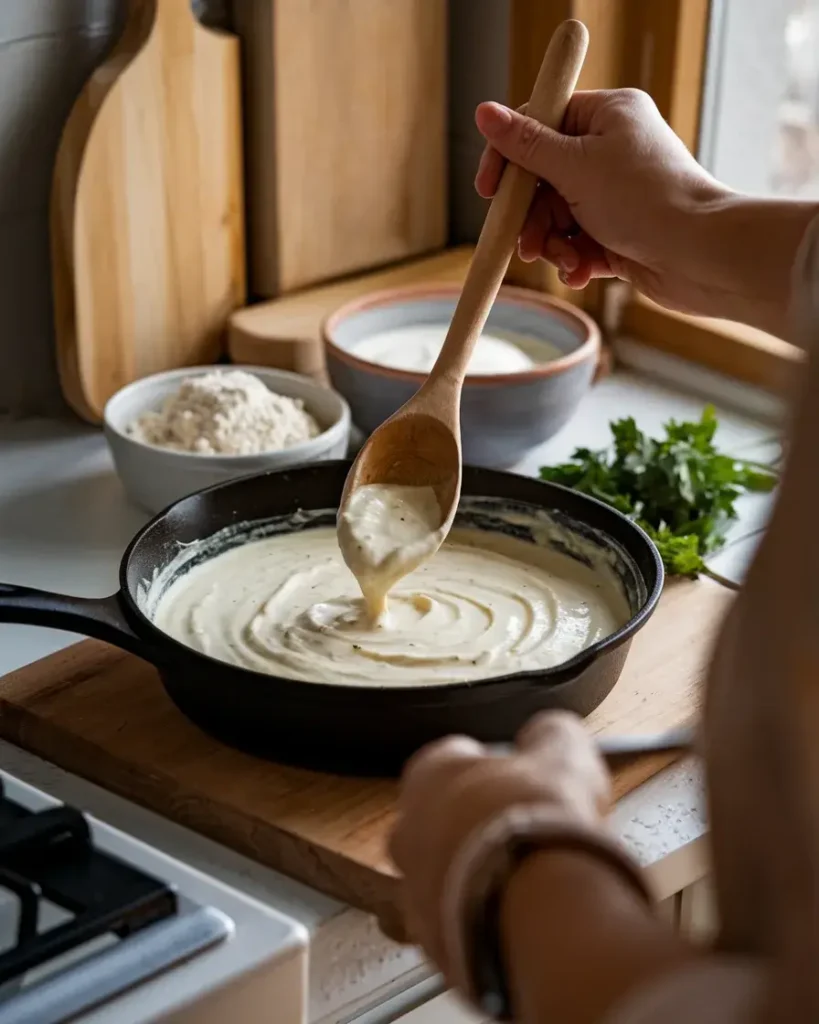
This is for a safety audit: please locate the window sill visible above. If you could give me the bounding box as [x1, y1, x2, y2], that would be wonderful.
[614, 336, 786, 424]
[620, 295, 803, 396]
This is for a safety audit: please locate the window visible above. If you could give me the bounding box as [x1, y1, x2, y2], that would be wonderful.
[627, 0, 806, 393]
[504, 0, 808, 394]
[701, 0, 819, 198]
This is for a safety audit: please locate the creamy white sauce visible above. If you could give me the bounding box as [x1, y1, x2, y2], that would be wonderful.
[337, 484, 445, 619]
[351, 326, 555, 375]
[151, 526, 629, 688]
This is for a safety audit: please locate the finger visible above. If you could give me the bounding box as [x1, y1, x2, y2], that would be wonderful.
[559, 234, 614, 289]
[398, 886, 451, 978]
[376, 898, 411, 945]
[475, 144, 505, 198]
[542, 230, 613, 287]
[474, 90, 606, 199]
[475, 102, 584, 195]
[475, 100, 530, 199]
[516, 710, 586, 752]
[561, 258, 614, 290]
[400, 734, 486, 791]
[380, 886, 449, 975]
[549, 190, 578, 235]
[518, 184, 556, 262]
[540, 230, 583, 273]
[560, 263, 593, 289]
[560, 90, 614, 136]
[520, 185, 584, 264]
[390, 735, 485, 869]
[518, 712, 612, 814]
[517, 710, 606, 779]
[380, 874, 453, 977]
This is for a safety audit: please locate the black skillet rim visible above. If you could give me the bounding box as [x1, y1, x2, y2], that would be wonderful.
[117, 462, 665, 698]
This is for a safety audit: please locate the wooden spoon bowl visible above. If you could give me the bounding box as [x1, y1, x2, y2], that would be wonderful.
[341, 409, 461, 519]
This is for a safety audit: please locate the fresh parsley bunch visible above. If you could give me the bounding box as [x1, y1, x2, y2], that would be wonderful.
[539, 406, 778, 577]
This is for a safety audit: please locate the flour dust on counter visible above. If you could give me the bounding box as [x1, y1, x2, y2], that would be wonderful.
[350, 325, 561, 375]
[150, 523, 629, 688]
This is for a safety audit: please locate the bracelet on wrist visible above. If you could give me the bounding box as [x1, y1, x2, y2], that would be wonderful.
[440, 806, 654, 1020]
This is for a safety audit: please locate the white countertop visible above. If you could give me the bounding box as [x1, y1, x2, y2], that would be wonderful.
[0, 364, 777, 1022]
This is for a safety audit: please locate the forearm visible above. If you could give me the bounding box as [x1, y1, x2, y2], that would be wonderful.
[678, 195, 818, 340]
[500, 850, 696, 1024]
[698, 279, 819, 1020]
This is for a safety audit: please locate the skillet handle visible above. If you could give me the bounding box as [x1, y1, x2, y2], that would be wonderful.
[0, 583, 146, 658]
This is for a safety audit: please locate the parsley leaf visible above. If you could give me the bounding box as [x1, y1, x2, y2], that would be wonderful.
[539, 406, 778, 578]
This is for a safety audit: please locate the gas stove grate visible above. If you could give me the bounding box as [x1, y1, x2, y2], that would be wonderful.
[0, 775, 177, 986]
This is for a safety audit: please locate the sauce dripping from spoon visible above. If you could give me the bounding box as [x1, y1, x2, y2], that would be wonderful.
[337, 483, 444, 620]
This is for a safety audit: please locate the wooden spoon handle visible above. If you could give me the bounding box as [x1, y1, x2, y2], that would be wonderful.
[597, 725, 695, 761]
[433, 19, 588, 382]
[486, 724, 696, 762]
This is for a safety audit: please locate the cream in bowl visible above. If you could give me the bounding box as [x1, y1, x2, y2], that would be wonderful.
[350, 324, 558, 375]
[323, 284, 600, 469]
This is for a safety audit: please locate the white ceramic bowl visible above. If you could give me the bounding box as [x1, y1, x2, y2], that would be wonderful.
[324, 284, 600, 469]
[104, 365, 352, 513]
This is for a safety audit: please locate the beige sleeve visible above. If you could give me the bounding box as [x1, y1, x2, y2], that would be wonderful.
[789, 210, 819, 351]
[602, 959, 766, 1024]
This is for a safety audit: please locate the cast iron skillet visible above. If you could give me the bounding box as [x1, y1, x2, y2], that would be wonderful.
[0, 462, 664, 775]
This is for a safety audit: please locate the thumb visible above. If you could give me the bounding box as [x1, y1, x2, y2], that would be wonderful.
[475, 101, 581, 193]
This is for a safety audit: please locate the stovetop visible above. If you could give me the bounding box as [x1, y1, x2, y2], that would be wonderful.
[0, 772, 307, 1024]
[0, 773, 183, 980]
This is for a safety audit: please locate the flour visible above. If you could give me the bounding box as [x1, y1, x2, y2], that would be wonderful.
[129, 370, 321, 455]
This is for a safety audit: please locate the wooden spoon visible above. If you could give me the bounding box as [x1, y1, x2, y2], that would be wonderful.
[488, 724, 696, 762]
[339, 19, 589, 536]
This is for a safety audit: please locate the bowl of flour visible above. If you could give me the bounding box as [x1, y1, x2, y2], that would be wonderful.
[104, 366, 351, 512]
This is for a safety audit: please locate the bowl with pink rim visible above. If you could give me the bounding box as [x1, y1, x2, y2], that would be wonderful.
[322, 283, 601, 469]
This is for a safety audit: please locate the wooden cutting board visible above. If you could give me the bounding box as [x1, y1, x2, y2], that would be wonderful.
[51, 0, 246, 423]
[232, 0, 447, 297]
[0, 579, 732, 918]
[227, 248, 474, 376]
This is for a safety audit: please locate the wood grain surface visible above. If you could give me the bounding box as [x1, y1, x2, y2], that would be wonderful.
[51, 0, 245, 423]
[233, 0, 447, 296]
[0, 579, 732, 917]
[227, 248, 474, 378]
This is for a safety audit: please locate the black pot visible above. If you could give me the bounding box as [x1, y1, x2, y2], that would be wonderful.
[0, 462, 663, 775]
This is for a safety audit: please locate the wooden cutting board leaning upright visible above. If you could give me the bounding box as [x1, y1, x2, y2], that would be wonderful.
[233, 0, 448, 297]
[51, 0, 246, 423]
